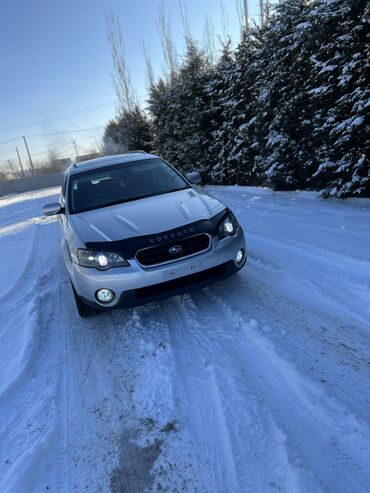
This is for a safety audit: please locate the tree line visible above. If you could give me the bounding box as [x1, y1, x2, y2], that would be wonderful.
[103, 0, 369, 198]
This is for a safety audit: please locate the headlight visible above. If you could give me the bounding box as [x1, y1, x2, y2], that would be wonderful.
[77, 249, 129, 270]
[218, 210, 239, 239]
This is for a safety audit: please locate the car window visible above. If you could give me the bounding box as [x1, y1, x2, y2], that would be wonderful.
[69, 158, 189, 214]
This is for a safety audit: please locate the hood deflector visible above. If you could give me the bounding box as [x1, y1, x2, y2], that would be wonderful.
[85, 209, 227, 259]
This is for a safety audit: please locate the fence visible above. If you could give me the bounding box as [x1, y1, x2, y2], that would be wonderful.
[0, 172, 64, 196]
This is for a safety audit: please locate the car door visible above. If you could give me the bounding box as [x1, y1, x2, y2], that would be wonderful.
[59, 173, 74, 263]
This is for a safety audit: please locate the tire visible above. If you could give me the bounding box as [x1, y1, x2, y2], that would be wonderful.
[70, 280, 102, 318]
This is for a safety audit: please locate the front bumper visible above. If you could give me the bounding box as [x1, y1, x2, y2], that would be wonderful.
[67, 227, 246, 310]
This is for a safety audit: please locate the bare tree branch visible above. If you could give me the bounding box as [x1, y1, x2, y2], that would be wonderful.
[106, 11, 137, 112]
[141, 40, 155, 89]
[203, 14, 216, 66]
[260, 0, 265, 26]
[236, 0, 249, 32]
[179, 0, 192, 48]
[219, 0, 230, 45]
[156, 4, 177, 82]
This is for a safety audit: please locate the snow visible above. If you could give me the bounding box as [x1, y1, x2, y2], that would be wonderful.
[267, 132, 288, 147]
[309, 85, 330, 95]
[318, 64, 337, 74]
[351, 116, 364, 127]
[295, 22, 312, 30]
[1, 186, 370, 492]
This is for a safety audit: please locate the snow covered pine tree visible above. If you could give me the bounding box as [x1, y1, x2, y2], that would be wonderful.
[310, 0, 370, 197]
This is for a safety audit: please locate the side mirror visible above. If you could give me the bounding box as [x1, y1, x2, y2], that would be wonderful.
[43, 202, 64, 216]
[186, 171, 202, 186]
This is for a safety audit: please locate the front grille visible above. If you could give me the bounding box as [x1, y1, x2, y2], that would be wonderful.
[136, 233, 211, 267]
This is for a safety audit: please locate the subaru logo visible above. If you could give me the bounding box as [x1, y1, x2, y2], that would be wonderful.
[169, 245, 182, 254]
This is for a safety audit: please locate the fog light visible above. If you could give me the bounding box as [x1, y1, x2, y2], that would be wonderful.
[96, 288, 115, 303]
[236, 249, 244, 265]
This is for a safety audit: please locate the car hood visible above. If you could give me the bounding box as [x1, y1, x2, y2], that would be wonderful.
[70, 188, 225, 243]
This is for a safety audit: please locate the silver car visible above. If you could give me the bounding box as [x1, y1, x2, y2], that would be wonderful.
[43, 152, 247, 317]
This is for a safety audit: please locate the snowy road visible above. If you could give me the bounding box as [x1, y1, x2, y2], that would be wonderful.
[1, 186, 370, 493]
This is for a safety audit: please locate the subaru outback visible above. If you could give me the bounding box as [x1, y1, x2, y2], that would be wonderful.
[43, 152, 246, 317]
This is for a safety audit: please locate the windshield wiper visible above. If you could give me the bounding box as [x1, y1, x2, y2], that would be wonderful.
[76, 187, 190, 213]
[117, 187, 190, 204]
[166, 186, 191, 193]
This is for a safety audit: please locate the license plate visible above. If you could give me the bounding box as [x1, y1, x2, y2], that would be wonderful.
[163, 261, 202, 281]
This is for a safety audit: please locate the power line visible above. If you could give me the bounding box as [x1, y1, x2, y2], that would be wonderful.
[26, 126, 105, 138]
[0, 126, 104, 147]
[0, 142, 72, 160]
[0, 101, 115, 135]
[0, 126, 105, 165]
[32, 140, 76, 153]
[0, 145, 73, 165]
[30, 142, 76, 158]
[0, 136, 21, 146]
[0, 142, 53, 155]
[0, 140, 76, 165]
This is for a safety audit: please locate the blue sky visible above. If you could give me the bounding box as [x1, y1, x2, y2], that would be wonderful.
[0, 0, 263, 170]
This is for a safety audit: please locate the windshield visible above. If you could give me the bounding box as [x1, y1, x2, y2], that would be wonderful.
[68, 158, 190, 214]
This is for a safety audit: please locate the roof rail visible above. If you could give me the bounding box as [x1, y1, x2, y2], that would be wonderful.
[125, 150, 147, 154]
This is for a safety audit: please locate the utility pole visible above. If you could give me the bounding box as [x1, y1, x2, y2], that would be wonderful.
[73, 140, 79, 156]
[243, 0, 249, 27]
[23, 136, 36, 176]
[16, 146, 26, 178]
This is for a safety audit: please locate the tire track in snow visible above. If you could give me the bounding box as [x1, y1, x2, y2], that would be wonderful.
[0, 222, 61, 400]
[232, 250, 370, 373]
[247, 230, 370, 326]
[164, 300, 240, 493]
[0, 220, 67, 493]
[244, 255, 370, 393]
[118, 303, 210, 493]
[56, 302, 171, 492]
[56, 288, 72, 493]
[162, 297, 297, 492]
[2, 186, 369, 492]
[192, 286, 370, 492]
[177, 293, 314, 493]
[0, 285, 64, 493]
[0, 224, 39, 310]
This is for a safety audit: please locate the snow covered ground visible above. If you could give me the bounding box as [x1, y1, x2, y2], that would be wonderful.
[0, 185, 370, 493]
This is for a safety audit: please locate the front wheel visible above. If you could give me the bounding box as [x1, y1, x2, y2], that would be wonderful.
[70, 281, 102, 318]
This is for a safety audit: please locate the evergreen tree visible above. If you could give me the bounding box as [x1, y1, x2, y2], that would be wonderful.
[309, 0, 370, 197]
[146, 0, 369, 198]
[224, 28, 263, 185]
[103, 120, 122, 155]
[149, 41, 213, 177]
[253, 0, 318, 191]
[205, 42, 238, 183]
[102, 106, 153, 155]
